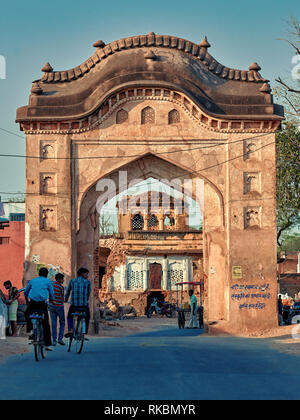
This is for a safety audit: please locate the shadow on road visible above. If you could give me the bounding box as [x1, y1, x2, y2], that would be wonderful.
[129, 327, 204, 338]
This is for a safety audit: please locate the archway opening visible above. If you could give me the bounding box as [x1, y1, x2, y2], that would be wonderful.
[77, 154, 225, 319]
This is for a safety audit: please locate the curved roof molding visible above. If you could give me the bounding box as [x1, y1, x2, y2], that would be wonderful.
[39, 34, 268, 85]
[16, 33, 284, 123]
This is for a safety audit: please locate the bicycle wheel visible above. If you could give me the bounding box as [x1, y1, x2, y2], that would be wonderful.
[76, 318, 85, 354]
[33, 322, 44, 362]
[68, 335, 73, 352]
[32, 320, 40, 362]
[34, 341, 40, 362]
[39, 323, 46, 360]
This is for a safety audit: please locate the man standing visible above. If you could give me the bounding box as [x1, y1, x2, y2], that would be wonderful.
[49, 273, 66, 346]
[188, 289, 199, 329]
[24, 267, 54, 350]
[4, 281, 20, 337]
[65, 268, 91, 338]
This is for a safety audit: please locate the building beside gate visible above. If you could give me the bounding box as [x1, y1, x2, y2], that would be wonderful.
[16, 32, 284, 333]
[95, 191, 204, 313]
[0, 202, 25, 300]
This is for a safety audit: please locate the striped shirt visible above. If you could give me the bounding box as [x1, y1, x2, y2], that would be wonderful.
[52, 281, 65, 306]
[65, 277, 91, 307]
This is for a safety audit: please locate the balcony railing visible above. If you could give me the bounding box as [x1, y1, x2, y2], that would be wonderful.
[125, 230, 203, 241]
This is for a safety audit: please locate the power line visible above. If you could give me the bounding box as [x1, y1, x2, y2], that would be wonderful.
[0, 132, 278, 160]
[0, 127, 25, 140]
[0, 138, 276, 198]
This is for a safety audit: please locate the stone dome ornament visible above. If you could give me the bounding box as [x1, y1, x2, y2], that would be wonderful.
[260, 83, 272, 93]
[93, 40, 106, 48]
[199, 36, 211, 49]
[31, 82, 43, 95]
[249, 62, 261, 72]
[41, 62, 53, 73]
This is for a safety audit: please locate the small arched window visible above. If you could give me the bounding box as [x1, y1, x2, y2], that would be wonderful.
[141, 106, 155, 125]
[164, 215, 175, 228]
[168, 109, 180, 124]
[116, 109, 128, 124]
[132, 214, 144, 231]
[42, 144, 54, 161]
[148, 214, 159, 230]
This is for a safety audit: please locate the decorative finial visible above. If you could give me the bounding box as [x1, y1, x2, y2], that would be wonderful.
[199, 36, 211, 49]
[260, 83, 272, 93]
[31, 82, 43, 95]
[144, 50, 157, 60]
[93, 40, 106, 48]
[249, 62, 261, 72]
[41, 62, 53, 73]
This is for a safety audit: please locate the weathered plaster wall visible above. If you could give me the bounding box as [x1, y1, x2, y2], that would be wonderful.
[24, 92, 278, 333]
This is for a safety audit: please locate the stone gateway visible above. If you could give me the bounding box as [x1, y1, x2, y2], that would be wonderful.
[16, 33, 284, 334]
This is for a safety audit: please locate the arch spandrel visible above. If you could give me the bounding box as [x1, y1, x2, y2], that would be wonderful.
[76, 152, 225, 233]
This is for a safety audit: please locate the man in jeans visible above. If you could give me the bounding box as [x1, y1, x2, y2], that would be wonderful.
[188, 289, 200, 329]
[49, 273, 66, 346]
[24, 267, 54, 350]
[65, 267, 91, 338]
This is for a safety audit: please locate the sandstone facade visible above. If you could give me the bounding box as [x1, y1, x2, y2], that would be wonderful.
[16, 33, 284, 334]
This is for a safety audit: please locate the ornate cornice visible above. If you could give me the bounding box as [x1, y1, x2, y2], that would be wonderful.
[20, 87, 281, 135]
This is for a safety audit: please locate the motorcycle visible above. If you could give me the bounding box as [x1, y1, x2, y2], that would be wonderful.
[147, 298, 175, 318]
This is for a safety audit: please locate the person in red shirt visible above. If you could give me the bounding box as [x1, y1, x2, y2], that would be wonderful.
[49, 273, 66, 346]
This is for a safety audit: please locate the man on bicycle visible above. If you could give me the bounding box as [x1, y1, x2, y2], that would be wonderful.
[64, 267, 91, 338]
[24, 267, 54, 350]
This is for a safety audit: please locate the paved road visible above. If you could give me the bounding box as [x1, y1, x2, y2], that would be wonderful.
[1, 323, 300, 400]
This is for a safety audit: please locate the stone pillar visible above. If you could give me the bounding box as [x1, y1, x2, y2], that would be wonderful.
[143, 210, 147, 231]
[120, 264, 126, 292]
[174, 211, 179, 229]
[162, 257, 168, 290]
[158, 213, 164, 231]
[142, 258, 148, 291]
[184, 258, 189, 291]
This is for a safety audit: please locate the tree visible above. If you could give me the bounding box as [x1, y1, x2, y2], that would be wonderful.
[275, 17, 300, 245]
[278, 232, 300, 253]
[275, 17, 300, 121]
[4, 195, 25, 203]
[276, 123, 300, 245]
[99, 214, 115, 236]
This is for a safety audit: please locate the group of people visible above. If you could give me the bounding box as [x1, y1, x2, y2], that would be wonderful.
[0, 267, 92, 350]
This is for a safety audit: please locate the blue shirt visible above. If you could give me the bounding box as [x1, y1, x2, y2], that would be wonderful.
[65, 277, 91, 307]
[190, 294, 198, 312]
[24, 276, 55, 302]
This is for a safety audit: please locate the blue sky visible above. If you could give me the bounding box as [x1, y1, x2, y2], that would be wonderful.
[0, 0, 299, 200]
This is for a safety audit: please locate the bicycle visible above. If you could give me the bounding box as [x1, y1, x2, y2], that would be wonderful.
[30, 311, 46, 362]
[67, 307, 87, 354]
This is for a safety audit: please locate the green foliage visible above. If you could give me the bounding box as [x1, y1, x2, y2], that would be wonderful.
[4, 195, 25, 203]
[276, 123, 300, 244]
[278, 232, 300, 252]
